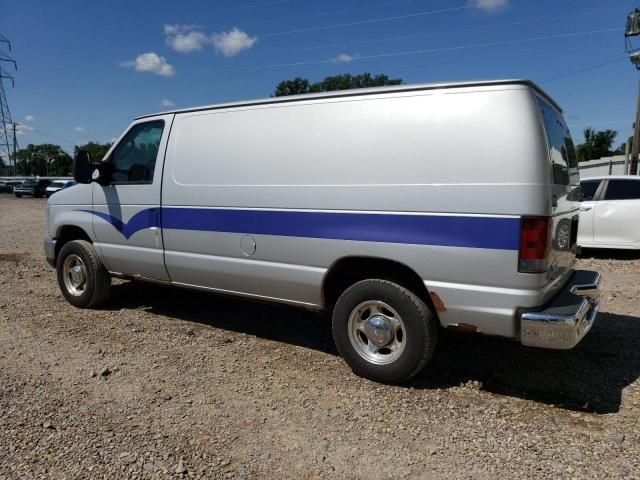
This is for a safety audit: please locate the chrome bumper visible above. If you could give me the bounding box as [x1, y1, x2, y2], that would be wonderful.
[520, 270, 600, 350]
[44, 237, 57, 267]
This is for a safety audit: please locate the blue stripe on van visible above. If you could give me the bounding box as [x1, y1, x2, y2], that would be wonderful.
[82, 207, 520, 250]
[80, 208, 160, 239]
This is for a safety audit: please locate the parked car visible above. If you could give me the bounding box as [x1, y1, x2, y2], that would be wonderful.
[14, 179, 52, 198]
[578, 175, 640, 250]
[0, 180, 23, 193]
[45, 79, 600, 384]
[45, 180, 76, 198]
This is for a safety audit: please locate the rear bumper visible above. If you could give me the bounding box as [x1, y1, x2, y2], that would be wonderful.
[520, 270, 600, 349]
[44, 237, 57, 267]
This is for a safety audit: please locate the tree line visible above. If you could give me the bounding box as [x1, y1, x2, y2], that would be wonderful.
[1, 142, 112, 176]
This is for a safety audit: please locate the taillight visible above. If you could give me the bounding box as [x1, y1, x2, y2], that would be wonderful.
[518, 217, 550, 273]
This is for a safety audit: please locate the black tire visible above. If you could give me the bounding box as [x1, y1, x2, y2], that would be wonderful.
[14, 193, 22, 198]
[56, 240, 111, 308]
[332, 279, 438, 384]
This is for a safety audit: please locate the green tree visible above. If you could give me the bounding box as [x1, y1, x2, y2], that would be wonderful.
[74, 141, 112, 163]
[575, 127, 618, 162]
[612, 138, 631, 155]
[15, 144, 72, 176]
[273, 77, 311, 97]
[273, 73, 403, 97]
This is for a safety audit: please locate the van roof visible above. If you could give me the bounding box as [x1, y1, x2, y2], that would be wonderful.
[136, 79, 561, 120]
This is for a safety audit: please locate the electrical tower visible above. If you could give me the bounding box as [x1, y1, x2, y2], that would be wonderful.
[0, 34, 18, 176]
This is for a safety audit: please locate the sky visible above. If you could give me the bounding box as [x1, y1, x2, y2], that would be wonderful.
[1, 0, 638, 153]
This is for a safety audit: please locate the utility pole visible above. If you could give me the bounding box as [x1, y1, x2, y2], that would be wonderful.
[12, 122, 17, 175]
[0, 34, 17, 176]
[630, 81, 640, 175]
[625, 9, 640, 175]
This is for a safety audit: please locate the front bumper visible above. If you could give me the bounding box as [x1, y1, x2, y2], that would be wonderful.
[44, 237, 57, 267]
[520, 270, 600, 349]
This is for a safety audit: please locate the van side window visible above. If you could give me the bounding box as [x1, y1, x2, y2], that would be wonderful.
[535, 97, 578, 186]
[111, 121, 164, 184]
[580, 180, 600, 201]
[603, 180, 640, 200]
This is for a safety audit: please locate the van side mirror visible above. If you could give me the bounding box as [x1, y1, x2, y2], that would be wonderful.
[74, 150, 92, 184]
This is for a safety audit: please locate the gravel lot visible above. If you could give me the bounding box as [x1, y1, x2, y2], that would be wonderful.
[1, 194, 639, 479]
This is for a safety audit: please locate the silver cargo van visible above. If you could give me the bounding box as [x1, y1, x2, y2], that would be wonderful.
[45, 79, 600, 383]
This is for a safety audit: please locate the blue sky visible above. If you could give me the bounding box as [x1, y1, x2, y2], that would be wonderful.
[2, 0, 638, 153]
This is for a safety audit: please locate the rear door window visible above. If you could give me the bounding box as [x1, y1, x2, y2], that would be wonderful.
[603, 179, 640, 200]
[536, 96, 578, 186]
[580, 180, 601, 201]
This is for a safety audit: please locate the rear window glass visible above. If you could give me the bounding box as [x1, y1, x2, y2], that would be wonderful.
[580, 180, 600, 201]
[536, 96, 578, 186]
[604, 179, 640, 200]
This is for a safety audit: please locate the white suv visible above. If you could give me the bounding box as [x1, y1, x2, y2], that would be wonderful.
[578, 176, 640, 250]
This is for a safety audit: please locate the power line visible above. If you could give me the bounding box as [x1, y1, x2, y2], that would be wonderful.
[539, 56, 629, 83]
[26, 127, 77, 145]
[259, 4, 472, 37]
[204, 0, 294, 14]
[396, 42, 620, 82]
[159, 4, 473, 52]
[286, 8, 619, 53]
[282, 0, 423, 24]
[28, 41, 621, 91]
[129, 25, 621, 71]
[156, 5, 619, 54]
[203, 27, 620, 72]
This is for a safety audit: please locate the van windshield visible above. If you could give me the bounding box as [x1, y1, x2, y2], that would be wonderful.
[536, 96, 579, 186]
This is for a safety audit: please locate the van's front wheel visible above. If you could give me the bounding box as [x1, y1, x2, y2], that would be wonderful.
[56, 240, 111, 308]
[332, 279, 437, 384]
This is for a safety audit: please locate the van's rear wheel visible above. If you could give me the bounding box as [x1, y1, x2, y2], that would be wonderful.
[56, 240, 111, 308]
[332, 279, 437, 384]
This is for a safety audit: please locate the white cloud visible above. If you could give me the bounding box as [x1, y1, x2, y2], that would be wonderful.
[164, 24, 197, 36]
[212, 28, 257, 57]
[470, 0, 509, 11]
[331, 53, 355, 64]
[74, 126, 84, 132]
[164, 24, 209, 53]
[15, 124, 33, 135]
[160, 99, 176, 107]
[120, 52, 175, 77]
[24, 115, 34, 122]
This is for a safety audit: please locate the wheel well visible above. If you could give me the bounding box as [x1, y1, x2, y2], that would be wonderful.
[322, 256, 438, 314]
[55, 226, 92, 259]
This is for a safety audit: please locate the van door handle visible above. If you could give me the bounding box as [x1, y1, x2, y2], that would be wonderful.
[551, 195, 558, 208]
[580, 207, 592, 212]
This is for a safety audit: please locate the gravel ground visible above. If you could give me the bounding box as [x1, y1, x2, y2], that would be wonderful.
[1, 194, 639, 479]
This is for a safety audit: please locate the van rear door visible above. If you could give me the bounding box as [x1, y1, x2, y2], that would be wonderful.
[535, 96, 579, 282]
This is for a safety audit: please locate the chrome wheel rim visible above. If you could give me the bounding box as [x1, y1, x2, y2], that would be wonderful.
[62, 254, 87, 296]
[557, 223, 570, 250]
[348, 300, 406, 365]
